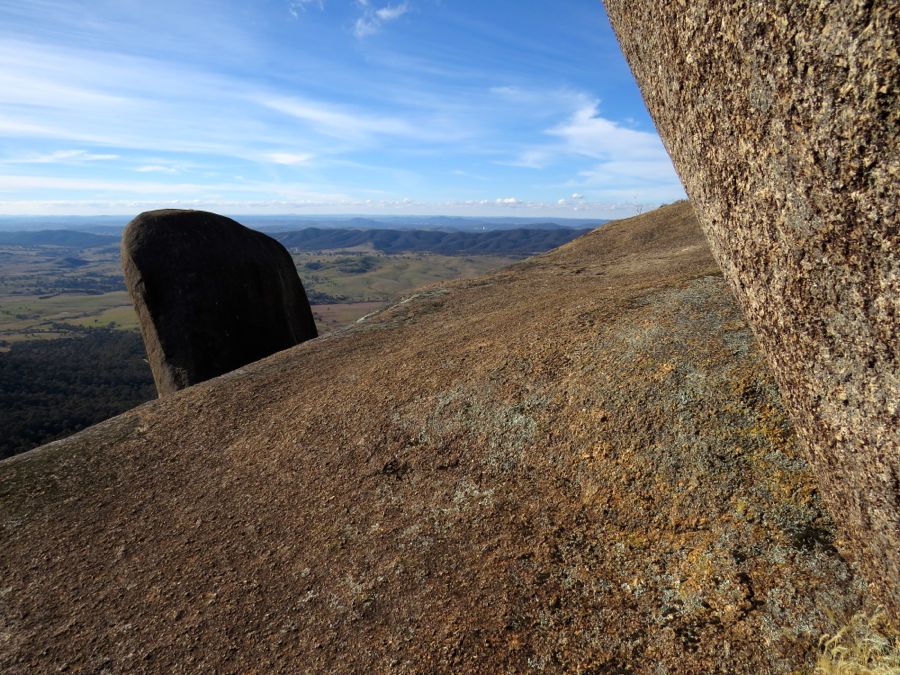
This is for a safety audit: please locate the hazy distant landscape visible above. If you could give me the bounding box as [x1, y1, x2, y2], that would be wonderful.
[0, 215, 603, 234]
[0, 218, 593, 458]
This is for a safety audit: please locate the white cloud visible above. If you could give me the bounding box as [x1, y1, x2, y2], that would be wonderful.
[265, 152, 315, 165]
[289, 0, 324, 18]
[7, 149, 120, 164]
[257, 95, 462, 144]
[0, 42, 273, 158]
[0, 174, 351, 206]
[500, 98, 684, 203]
[0, 69, 131, 110]
[0, 32, 680, 217]
[0, 116, 65, 137]
[0, 174, 253, 194]
[547, 101, 666, 161]
[354, 2, 409, 38]
[375, 3, 409, 21]
[135, 164, 178, 173]
[353, 19, 376, 37]
[502, 149, 550, 169]
[260, 96, 411, 139]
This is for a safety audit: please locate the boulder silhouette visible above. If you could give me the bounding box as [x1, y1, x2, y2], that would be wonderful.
[604, 1, 899, 614]
[122, 209, 317, 395]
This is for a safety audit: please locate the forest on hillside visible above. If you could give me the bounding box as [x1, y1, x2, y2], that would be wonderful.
[0, 328, 155, 459]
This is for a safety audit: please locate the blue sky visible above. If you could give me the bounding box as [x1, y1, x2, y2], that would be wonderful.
[0, 0, 686, 217]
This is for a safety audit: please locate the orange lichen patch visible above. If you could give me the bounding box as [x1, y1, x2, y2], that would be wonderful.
[652, 361, 677, 380]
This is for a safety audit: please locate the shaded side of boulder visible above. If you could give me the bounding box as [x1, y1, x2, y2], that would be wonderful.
[603, 1, 899, 615]
[122, 209, 317, 396]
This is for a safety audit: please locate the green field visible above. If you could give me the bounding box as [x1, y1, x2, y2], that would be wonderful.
[311, 302, 387, 333]
[292, 251, 516, 301]
[0, 292, 137, 346]
[0, 246, 516, 343]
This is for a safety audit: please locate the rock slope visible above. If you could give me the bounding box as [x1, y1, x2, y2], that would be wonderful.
[603, 1, 899, 616]
[1, 203, 866, 672]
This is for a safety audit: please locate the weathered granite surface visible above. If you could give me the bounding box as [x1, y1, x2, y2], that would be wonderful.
[604, 1, 899, 616]
[1, 204, 868, 671]
[122, 209, 317, 395]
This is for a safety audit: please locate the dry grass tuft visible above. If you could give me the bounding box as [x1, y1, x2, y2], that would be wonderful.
[815, 608, 900, 674]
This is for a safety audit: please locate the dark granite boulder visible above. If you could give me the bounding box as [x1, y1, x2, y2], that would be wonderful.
[604, 1, 899, 614]
[122, 209, 317, 396]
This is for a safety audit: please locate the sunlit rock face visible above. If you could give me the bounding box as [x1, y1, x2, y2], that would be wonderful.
[1, 204, 870, 671]
[604, 0, 899, 615]
[122, 209, 318, 395]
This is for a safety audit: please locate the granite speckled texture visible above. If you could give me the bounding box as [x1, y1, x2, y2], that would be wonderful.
[604, 1, 899, 616]
[1, 204, 869, 671]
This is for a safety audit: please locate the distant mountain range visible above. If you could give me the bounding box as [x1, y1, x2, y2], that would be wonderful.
[248, 215, 604, 232]
[0, 226, 594, 257]
[272, 227, 592, 256]
[0, 230, 118, 248]
[0, 215, 605, 234]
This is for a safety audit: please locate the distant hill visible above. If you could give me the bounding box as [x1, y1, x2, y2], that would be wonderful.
[248, 215, 604, 232]
[0, 214, 605, 234]
[0, 230, 118, 248]
[0, 226, 589, 257]
[273, 227, 592, 256]
[0, 216, 128, 234]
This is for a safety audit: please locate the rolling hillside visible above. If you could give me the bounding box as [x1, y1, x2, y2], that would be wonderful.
[273, 227, 592, 256]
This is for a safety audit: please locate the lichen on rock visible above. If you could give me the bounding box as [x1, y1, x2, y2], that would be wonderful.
[604, 0, 899, 617]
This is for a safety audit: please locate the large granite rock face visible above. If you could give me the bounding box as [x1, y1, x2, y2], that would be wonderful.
[603, 2, 899, 615]
[122, 210, 317, 396]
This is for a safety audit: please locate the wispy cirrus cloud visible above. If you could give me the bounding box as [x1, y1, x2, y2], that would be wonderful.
[134, 164, 178, 174]
[548, 101, 667, 162]
[259, 95, 413, 139]
[557, 193, 585, 205]
[0, 1, 680, 217]
[265, 152, 315, 165]
[0, 174, 349, 206]
[375, 3, 408, 21]
[354, 1, 409, 38]
[0, 40, 340, 163]
[4, 149, 120, 164]
[503, 98, 670, 169]
[257, 94, 465, 144]
[288, 0, 324, 18]
[497, 97, 683, 201]
[0, 174, 256, 194]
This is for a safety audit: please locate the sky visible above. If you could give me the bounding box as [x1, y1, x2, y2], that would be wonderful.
[0, 0, 686, 218]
